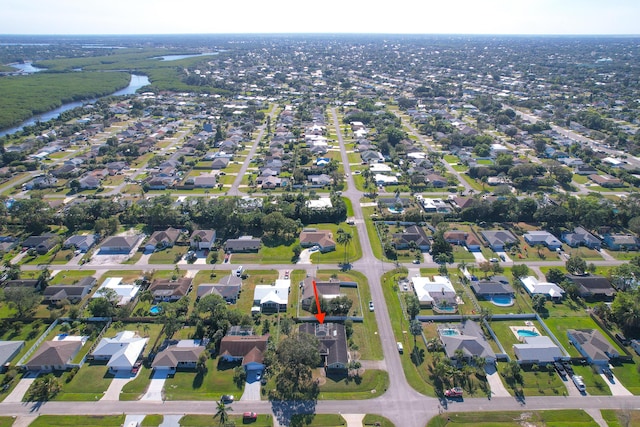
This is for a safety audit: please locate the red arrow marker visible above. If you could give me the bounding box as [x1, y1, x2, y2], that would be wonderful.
[312, 280, 325, 324]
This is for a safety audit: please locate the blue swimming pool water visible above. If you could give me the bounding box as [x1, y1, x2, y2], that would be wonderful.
[440, 329, 460, 336]
[437, 305, 456, 312]
[149, 306, 162, 315]
[517, 329, 539, 337]
[490, 295, 514, 306]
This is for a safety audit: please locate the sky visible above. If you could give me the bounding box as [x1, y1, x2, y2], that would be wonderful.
[1, 0, 639, 36]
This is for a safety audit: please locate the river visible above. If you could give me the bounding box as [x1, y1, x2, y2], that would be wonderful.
[0, 74, 150, 137]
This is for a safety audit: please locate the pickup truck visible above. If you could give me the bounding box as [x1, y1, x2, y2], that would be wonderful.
[444, 387, 463, 398]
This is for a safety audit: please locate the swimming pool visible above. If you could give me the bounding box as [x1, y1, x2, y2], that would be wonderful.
[387, 207, 405, 214]
[517, 329, 540, 337]
[490, 295, 514, 307]
[440, 329, 460, 336]
[149, 305, 162, 315]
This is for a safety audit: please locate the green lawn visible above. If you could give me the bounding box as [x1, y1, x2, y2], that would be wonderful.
[362, 415, 394, 427]
[49, 270, 97, 285]
[53, 361, 114, 401]
[120, 366, 153, 401]
[0, 418, 13, 427]
[141, 415, 163, 427]
[230, 240, 300, 264]
[309, 223, 362, 265]
[543, 316, 624, 358]
[318, 369, 389, 400]
[426, 410, 599, 427]
[571, 364, 612, 396]
[601, 409, 640, 427]
[28, 415, 125, 427]
[289, 414, 345, 426]
[162, 358, 241, 400]
[148, 246, 187, 264]
[608, 358, 640, 395]
[234, 269, 279, 314]
[497, 363, 566, 397]
[179, 414, 272, 427]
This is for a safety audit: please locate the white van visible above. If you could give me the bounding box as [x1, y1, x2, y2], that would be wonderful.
[572, 375, 586, 392]
[236, 266, 244, 277]
[397, 342, 404, 354]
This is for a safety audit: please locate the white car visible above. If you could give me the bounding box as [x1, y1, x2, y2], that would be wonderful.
[369, 301, 374, 311]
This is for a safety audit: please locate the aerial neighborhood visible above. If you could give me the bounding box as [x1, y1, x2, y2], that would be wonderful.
[0, 33, 640, 427]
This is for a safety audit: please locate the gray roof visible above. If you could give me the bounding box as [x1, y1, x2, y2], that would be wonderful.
[440, 320, 496, 361]
[471, 280, 514, 296]
[568, 329, 618, 362]
[0, 341, 25, 365]
[481, 230, 518, 247]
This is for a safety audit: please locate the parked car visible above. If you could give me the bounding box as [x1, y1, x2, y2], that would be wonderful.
[554, 361, 567, 378]
[602, 368, 613, 380]
[397, 342, 404, 354]
[572, 375, 586, 392]
[369, 301, 374, 311]
[562, 361, 574, 376]
[243, 412, 258, 421]
[444, 387, 463, 398]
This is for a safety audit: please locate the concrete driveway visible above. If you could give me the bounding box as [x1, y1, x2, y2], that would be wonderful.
[601, 371, 632, 396]
[101, 371, 136, 401]
[297, 248, 312, 264]
[3, 372, 39, 403]
[485, 365, 511, 397]
[141, 369, 170, 401]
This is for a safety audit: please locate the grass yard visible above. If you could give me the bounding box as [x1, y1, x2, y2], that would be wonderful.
[608, 358, 640, 395]
[179, 414, 272, 427]
[289, 414, 346, 426]
[53, 361, 114, 401]
[234, 269, 279, 314]
[162, 357, 240, 400]
[543, 316, 624, 358]
[309, 223, 363, 265]
[601, 409, 640, 427]
[101, 270, 144, 283]
[120, 366, 153, 401]
[28, 415, 126, 427]
[362, 415, 394, 427]
[148, 246, 187, 264]
[48, 269, 97, 285]
[426, 410, 599, 427]
[499, 363, 567, 397]
[317, 369, 389, 400]
[141, 414, 163, 426]
[0, 418, 13, 427]
[230, 240, 299, 264]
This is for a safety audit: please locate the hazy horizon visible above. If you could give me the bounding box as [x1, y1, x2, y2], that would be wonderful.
[2, 0, 639, 36]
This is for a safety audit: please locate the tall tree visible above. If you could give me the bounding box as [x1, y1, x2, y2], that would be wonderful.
[214, 401, 231, 426]
[336, 228, 353, 266]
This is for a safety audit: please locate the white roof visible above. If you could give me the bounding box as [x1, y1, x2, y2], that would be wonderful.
[93, 277, 140, 305]
[520, 276, 565, 298]
[375, 174, 398, 184]
[513, 336, 563, 363]
[370, 163, 392, 173]
[307, 198, 333, 209]
[411, 276, 455, 304]
[254, 280, 290, 305]
[107, 338, 147, 370]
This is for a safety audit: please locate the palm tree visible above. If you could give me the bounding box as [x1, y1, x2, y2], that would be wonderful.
[214, 400, 232, 426]
[336, 228, 353, 266]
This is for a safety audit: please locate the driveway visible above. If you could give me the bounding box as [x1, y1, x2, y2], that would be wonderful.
[471, 251, 487, 263]
[297, 248, 312, 264]
[3, 372, 39, 403]
[101, 371, 136, 401]
[240, 379, 261, 401]
[141, 369, 170, 401]
[601, 371, 632, 396]
[135, 251, 153, 266]
[484, 365, 511, 397]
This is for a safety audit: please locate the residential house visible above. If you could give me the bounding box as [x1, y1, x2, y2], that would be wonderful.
[299, 277, 343, 311]
[144, 227, 182, 252]
[190, 229, 216, 250]
[299, 323, 349, 373]
[184, 174, 217, 188]
[210, 157, 230, 169]
[196, 280, 241, 304]
[392, 225, 430, 251]
[444, 230, 482, 251]
[575, 164, 598, 175]
[562, 227, 601, 250]
[513, 336, 564, 364]
[299, 229, 336, 253]
[603, 234, 640, 251]
[523, 231, 563, 250]
[224, 236, 261, 253]
[91, 331, 148, 373]
[151, 340, 205, 371]
[22, 234, 59, 255]
[470, 280, 514, 300]
[42, 277, 96, 304]
[23, 175, 58, 190]
[218, 334, 269, 373]
[564, 274, 616, 300]
[78, 175, 101, 190]
[99, 235, 141, 254]
[438, 321, 496, 364]
[425, 173, 448, 188]
[520, 276, 565, 301]
[0, 341, 25, 368]
[253, 279, 290, 313]
[93, 277, 140, 305]
[567, 329, 619, 366]
[148, 277, 193, 302]
[23, 336, 87, 372]
[480, 230, 518, 251]
[589, 174, 623, 188]
[411, 276, 457, 309]
[308, 174, 332, 187]
[63, 234, 97, 252]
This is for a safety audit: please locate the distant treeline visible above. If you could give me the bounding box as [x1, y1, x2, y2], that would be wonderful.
[0, 71, 130, 130]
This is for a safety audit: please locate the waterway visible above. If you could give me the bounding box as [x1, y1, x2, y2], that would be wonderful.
[152, 52, 217, 61]
[9, 62, 46, 73]
[0, 74, 150, 137]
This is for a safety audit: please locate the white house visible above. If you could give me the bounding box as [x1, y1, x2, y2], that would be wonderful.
[411, 276, 457, 308]
[513, 336, 564, 364]
[306, 198, 333, 210]
[370, 164, 392, 174]
[375, 174, 398, 186]
[520, 276, 565, 301]
[91, 331, 148, 372]
[254, 279, 290, 313]
[93, 277, 140, 306]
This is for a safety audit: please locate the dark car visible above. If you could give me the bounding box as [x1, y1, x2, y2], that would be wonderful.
[221, 394, 234, 403]
[554, 362, 567, 377]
